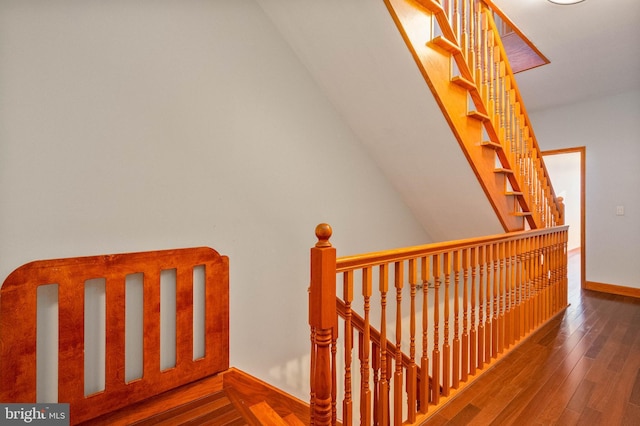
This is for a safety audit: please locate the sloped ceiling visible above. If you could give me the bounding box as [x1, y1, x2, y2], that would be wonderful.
[493, 0, 640, 112]
[256, 0, 503, 242]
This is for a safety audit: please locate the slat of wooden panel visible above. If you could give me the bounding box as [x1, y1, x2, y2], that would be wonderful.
[0, 278, 38, 402]
[58, 277, 86, 406]
[105, 276, 126, 391]
[176, 266, 194, 368]
[144, 269, 162, 381]
[206, 256, 230, 372]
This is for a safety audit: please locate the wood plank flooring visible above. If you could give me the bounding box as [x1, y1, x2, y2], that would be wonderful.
[424, 250, 640, 425]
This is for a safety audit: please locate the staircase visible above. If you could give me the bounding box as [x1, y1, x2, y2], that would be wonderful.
[385, 0, 563, 231]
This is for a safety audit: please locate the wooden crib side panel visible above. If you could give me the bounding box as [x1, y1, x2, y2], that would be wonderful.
[0, 247, 230, 425]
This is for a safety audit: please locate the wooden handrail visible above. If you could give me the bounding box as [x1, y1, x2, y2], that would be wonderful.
[336, 226, 564, 272]
[309, 224, 568, 425]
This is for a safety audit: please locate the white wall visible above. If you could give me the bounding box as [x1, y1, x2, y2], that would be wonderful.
[530, 90, 640, 289]
[543, 153, 581, 251]
[0, 0, 430, 400]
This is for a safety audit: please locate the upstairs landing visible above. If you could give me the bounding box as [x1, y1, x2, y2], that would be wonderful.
[80, 368, 309, 426]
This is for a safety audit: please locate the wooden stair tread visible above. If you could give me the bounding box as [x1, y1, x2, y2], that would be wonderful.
[494, 167, 514, 174]
[506, 191, 524, 196]
[283, 413, 306, 426]
[452, 75, 476, 91]
[429, 35, 461, 53]
[481, 140, 502, 150]
[468, 110, 490, 121]
[514, 211, 533, 217]
[249, 401, 289, 426]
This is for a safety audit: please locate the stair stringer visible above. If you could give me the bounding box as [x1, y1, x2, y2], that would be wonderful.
[385, 0, 527, 232]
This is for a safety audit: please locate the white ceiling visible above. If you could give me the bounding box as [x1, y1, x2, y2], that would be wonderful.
[493, 0, 640, 112]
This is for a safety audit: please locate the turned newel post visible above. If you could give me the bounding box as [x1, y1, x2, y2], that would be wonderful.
[557, 197, 565, 225]
[309, 223, 337, 426]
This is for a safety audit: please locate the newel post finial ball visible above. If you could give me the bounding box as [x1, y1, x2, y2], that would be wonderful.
[315, 223, 333, 248]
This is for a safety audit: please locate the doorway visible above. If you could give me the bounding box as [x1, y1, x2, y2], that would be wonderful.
[542, 147, 585, 289]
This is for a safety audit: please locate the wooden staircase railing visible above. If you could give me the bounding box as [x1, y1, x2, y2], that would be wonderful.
[384, 0, 564, 231]
[309, 223, 568, 425]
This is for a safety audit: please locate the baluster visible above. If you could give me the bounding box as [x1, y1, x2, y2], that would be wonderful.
[498, 242, 506, 355]
[378, 264, 389, 426]
[469, 247, 477, 376]
[538, 235, 545, 325]
[442, 252, 451, 396]
[491, 243, 499, 359]
[528, 236, 536, 333]
[310, 326, 316, 426]
[511, 92, 518, 171]
[332, 324, 338, 425]
[487, 26, 495, 124]
[503, 241, 511, 350]
[407, 259, 418, 423]
[461, 248, 469, 383]
[503, 76, 511, 160]
[372, 343, 380, 426]
[419, 256, 430, 414]
[524, 237, 532, 335]
[453, 250, 461, 389]
[486, 244, 493, 362]
[544, 235, 551, 320]
[508, 240, 516, 348]
[555, 232, 563, 310]
[534, 235, 541, 328]
[477, 246, 485, 368]
[469, 0, 476, 82]
[361, 267, 373, 426]
[540, 236, 548, 322]
[343, 272, 354, 426]
[475, 1, 483, 91]
[461, 0, 468, 56]
[515, 239, 523, 340]
[557, 232, 564, 309]
[498, 60, 506, 145]
[432, 254, 441, 405]
[549, 233, 556, 314]
[394, 261, 404, 425]
[562, 231, 568, 306]
[452, 0, 459, 43]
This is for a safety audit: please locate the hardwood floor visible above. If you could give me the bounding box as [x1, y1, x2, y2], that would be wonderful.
[424, 250, 640, 425]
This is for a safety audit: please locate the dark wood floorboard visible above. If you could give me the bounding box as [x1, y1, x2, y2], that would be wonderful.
[423, 250, 640, 426]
